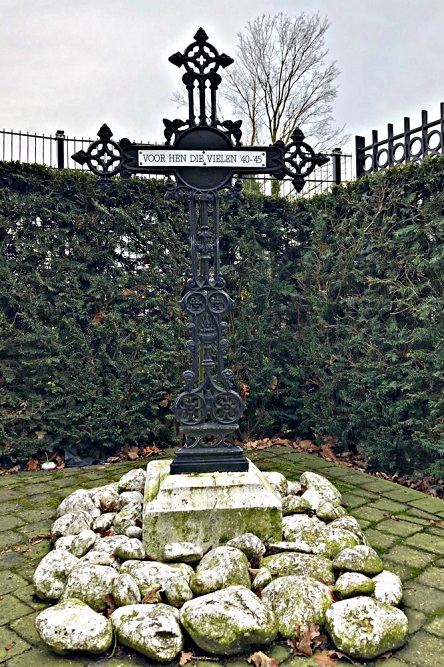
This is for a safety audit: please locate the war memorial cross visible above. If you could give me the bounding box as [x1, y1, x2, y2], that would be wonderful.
[72, 28, 328, 475]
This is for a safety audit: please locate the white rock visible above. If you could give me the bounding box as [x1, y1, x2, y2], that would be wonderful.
[35, 598, 113, 655]
[51, 511, 92, 540]
[126, 526, 143, 539]
[61, 564, 116, 611]
[373, 570, 403, 606]
[70, 529, 97, 558]
[113, 501, 142, 534]
[286, 480, 302, 495]
[33, 550, 80, 601]
[91, 534, 132, 555]
[54, 535, 75, 552]
[325, 597, 408, 659]
[111, 603, 183, 661]
[332, 545, 384, 575]
[79, 551, 119, 569]
[282, 495, 312, 515]
[92, 513, 116, 532]
[300, 471, 342, 506]
[334, 572, 375, 599]
[259, 551, 335, 584]
[113, 538, 145, 560]
[56, 489, 100, 519]
[261, 575, 333, 637]
[181, 585, 278, 655]
[91, 483, 121, 512]
[112, 573, 141, 606]
[163, 542, 204, 563]
[118, 468, 146, 494]
[190, 546, 251, 595]
[226, 533, 266, 558]
[330, 515, 366, 537]
[301, 488, 322, 511]
[316, 500, 346, 522]
[119, 490, 144, 506]
[119, 560, 193, 597]
[163, 576, 194, 608]
[262, 471, 288, 498]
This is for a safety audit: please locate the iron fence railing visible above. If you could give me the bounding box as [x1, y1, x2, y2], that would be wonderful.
[0, 128, 352, 198]
[0, 129, 99, 170]
[355, 103, 444, 178]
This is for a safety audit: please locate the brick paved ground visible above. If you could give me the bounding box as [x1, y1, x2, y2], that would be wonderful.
[0, 447, 443, 666]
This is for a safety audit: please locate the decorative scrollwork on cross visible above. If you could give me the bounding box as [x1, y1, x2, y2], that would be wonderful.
[72, 124, 122, 178]
[274, 128, 329, 192]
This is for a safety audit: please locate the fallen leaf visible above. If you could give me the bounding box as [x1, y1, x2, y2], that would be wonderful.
[27, 458, 40, 471]
[104, 593, 117, 618]
[247, 650, 279, 667]
[5, 642, 16, 651]
[179, 650, 194, 666]
[289, 623, 322, 657]
[135, 518, 143, 528]
[141, 585, 162, 603]
[378, 651, 393, 659]
[313, 650, 338, 666]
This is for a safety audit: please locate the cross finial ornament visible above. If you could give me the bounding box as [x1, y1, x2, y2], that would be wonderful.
[72, 30, 329, 474]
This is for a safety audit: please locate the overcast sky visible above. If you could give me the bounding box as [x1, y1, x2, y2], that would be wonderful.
[1, 0, 444, 155]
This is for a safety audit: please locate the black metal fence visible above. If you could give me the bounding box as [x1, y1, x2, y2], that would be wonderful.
[0, 129, 98, 170]
[355, 103, 444, 178]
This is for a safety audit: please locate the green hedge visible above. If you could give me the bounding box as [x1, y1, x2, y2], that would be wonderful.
[1, 159, 443, 474]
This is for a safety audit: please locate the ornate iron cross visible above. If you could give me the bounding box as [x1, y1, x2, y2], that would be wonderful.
[73, 28, 328, 474]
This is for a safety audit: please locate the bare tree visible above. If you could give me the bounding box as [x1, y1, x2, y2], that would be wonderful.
[223, 12, 347, 149]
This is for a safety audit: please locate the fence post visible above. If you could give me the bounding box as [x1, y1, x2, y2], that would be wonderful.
[387, 123, 394, 168]
[355, 136, 365, 178]
[404, 116, 411, 163]
[55, 130, 65, 169]
[332, 147, 342, 184]
[422, 110, 428, 160]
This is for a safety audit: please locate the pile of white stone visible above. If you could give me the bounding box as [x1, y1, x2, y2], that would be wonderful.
[33, 467, 409, 661]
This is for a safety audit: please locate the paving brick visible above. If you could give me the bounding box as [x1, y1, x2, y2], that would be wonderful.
[424, 613, 444, 638]
[407, 496, 444, 515]
[426, 525, 444, 538]
[368, 498, 408, 514]
[0, 626, 30, 662]
[363, 528, 398, 550]
[396, 630, 444, 666]
[359, 478, 399, 493]
[5, 645, 90, 666]
[416, 566, 444, 589]
[0, 489, 24, 502]
[10, 609, 44, 645]
[384, 487, 428, 502]
[376, 519, 424, 537]
[0, 515, 26, 532]
[0, 531, 26, 551]
[340, 493, 368, 509]
[375, 659, 409, 667]
[0, 571, 28, 596]
[350, 506, 388, 523]
[404, 532, 444, 554]
[13, 584, 48, 611]
[405, 507, 440, 522]
[402, 582, 444, 614]
[403, 607, 427, 634]
[384, 544, 435, 569]
[0, 593, 33, 624]
[382, 560, 417, 582]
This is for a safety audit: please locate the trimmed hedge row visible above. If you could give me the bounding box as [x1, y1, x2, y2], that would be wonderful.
[1, 159, 443, 474]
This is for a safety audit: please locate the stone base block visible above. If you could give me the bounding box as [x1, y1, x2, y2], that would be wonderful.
[143, 459, 282, 560]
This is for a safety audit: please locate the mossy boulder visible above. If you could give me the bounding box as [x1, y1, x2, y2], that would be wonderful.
[61, 564, 115, 612]
[261, 575, 333, 636]
[332, 545, 384, 575]
[325, 597, 408, 659]
[181, 585, 278, 655]
[190, 546, 251, 595]
[334, 572, 375, 599]
[259, 551, 335, 584]
[35, 598, 113, 655]
[111, 603, 184, 661]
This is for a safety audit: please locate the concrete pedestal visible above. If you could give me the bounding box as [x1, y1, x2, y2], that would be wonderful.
[143, 459, 282, 560]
